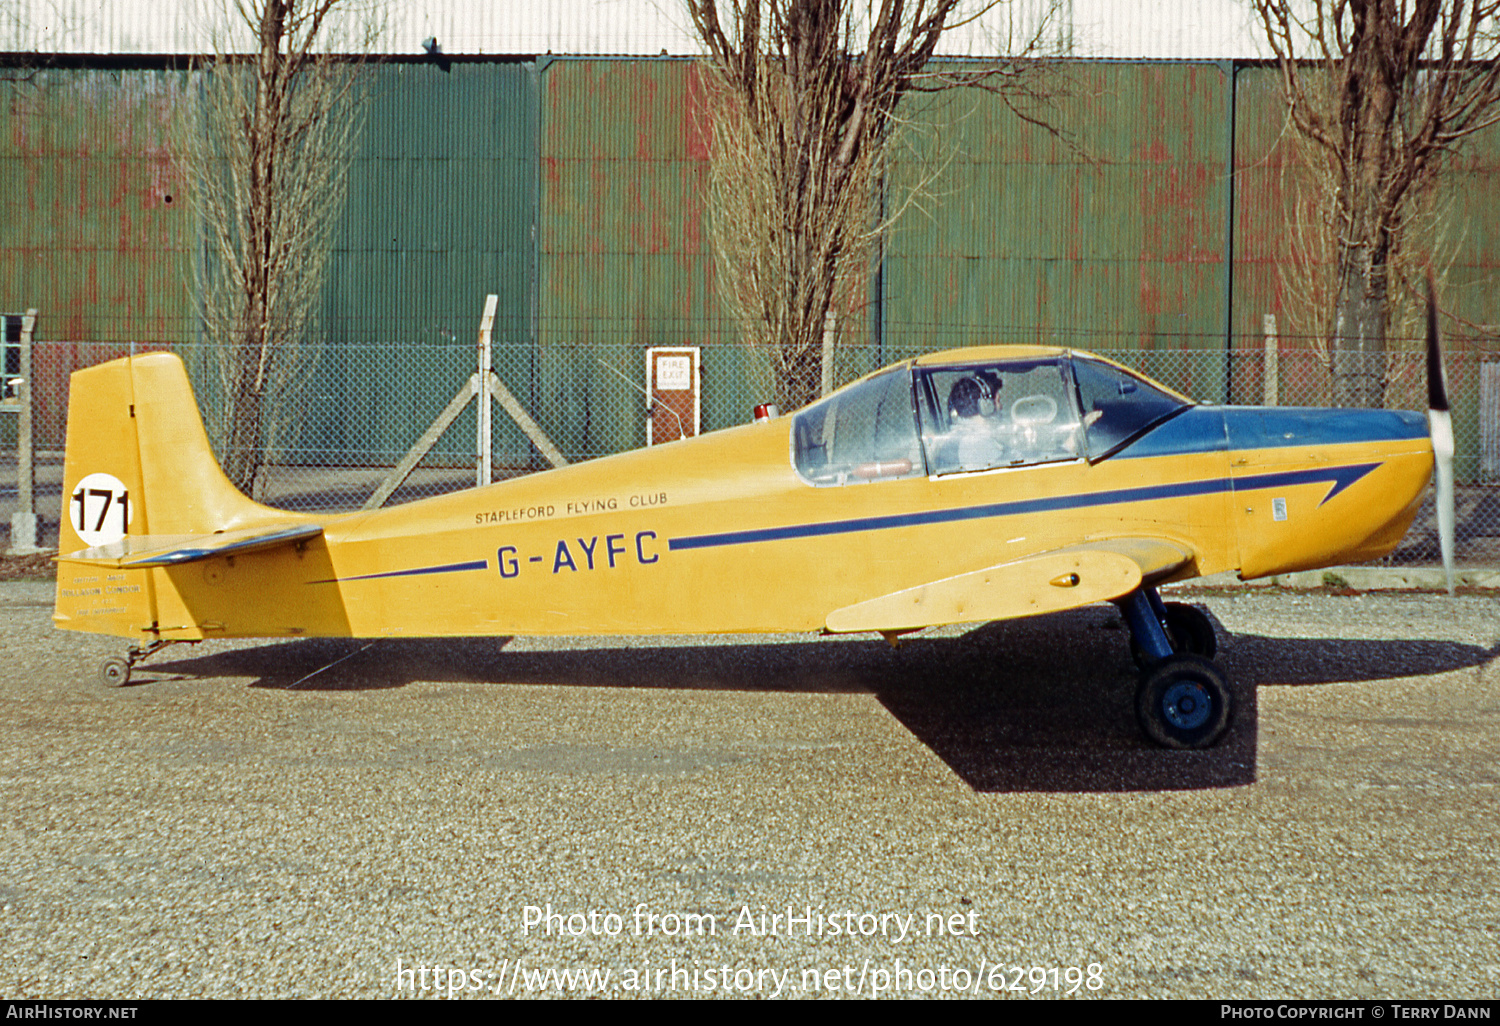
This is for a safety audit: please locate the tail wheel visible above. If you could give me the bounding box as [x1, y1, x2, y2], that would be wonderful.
[98, 657, 131, 688]
[1130, 601, 1217, 667]
[1135, 654, 1233, 749]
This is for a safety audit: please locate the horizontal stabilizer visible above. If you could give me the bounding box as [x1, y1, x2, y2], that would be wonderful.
[825, 537, 1192, 634]
[60, 523, 325, 569]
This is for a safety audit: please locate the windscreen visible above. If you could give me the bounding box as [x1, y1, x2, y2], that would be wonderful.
[1071, 355, 1190, 457]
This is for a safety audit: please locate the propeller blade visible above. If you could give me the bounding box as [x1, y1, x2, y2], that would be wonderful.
[1427, 274, 1455, 595]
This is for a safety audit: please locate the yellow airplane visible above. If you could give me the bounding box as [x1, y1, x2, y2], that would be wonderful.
[52, 327, 1452, 750]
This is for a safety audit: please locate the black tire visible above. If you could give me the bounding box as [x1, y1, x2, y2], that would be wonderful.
[1130, 601, 1218, 668]
[1162, 602, 1217, 659]
[1135, 654, 1233, 749]
[99, 657, 131, 688]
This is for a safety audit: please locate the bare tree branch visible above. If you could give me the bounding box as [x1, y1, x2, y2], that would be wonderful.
[686, 0, 1065, 410]
[177, 0, 376, 493]
[1252, 0, 1500, 405]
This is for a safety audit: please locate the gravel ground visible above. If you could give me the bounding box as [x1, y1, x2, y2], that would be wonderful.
[1, 581, 1496, 1000]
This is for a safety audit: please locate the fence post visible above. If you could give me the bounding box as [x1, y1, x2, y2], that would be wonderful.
[1262, 313, 1278, 407]
[822, 309, 843, 397]
[8, 308, 40, 555]
[476, 293, 497, 487]
[1482, 359, 1498, 484]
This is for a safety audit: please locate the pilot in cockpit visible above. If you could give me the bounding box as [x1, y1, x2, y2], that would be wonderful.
[946, 375, 1007, 471]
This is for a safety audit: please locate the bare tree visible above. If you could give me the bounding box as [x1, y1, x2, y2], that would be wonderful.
[686, 0, 1061, 411]
[1253, 0, 1500, 406]
[179, 0, 372, 494]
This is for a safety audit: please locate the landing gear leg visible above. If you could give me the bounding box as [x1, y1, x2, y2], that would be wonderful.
[1128, 588, 1217, 667]
[1118, 588, 1175, 665]
[97, 639, 193, 688]
[1116, 588, 1233, 749]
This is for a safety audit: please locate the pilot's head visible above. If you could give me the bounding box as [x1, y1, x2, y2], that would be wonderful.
[950, 376, 989, 419]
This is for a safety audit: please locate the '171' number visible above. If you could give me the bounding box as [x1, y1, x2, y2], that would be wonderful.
[68, 473, 132, 545]
[73, 486, 128, 534]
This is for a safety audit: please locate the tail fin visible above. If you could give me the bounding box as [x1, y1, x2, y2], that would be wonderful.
[55, 353, 321, 638]
[58, 353, 304, 551]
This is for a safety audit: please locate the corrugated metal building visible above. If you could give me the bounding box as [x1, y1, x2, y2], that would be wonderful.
[3, 3, 1497, 486]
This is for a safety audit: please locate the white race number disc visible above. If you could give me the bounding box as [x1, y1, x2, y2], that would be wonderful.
[69, 472, 133, 547]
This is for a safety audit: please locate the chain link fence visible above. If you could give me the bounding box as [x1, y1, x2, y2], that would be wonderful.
[4, 329, 1496, 568]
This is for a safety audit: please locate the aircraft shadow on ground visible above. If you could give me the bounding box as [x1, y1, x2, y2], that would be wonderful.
[141, 606, 1494, 794]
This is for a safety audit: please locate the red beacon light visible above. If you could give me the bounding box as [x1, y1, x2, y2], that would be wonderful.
[753, 403, 780, 423]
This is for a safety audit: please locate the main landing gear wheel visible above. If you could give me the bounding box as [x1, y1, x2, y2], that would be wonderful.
[1135, 654, 1232, 750]
[99, 657, 131, 688]
[1130, 601, 1217, 668]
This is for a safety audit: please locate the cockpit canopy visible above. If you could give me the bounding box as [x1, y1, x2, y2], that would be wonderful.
[791, 352, 1190, 486]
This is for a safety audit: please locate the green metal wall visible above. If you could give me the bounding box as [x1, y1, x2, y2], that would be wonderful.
[885, 62, 1235, 400]
[536, 57, 743, 456]
[4, 56, 1497, 475]
[308, 60, 538, 465]
[0, 60, 541, 463]
[0, 66, 194, 446]
[1231, 63, 1500, 355]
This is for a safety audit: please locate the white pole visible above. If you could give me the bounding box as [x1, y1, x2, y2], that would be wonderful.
[9, 308, 39, 554]
[477, 294, 497, 488]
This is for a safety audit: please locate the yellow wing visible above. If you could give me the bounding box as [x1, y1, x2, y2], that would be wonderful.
[824, 537, 1192, 634]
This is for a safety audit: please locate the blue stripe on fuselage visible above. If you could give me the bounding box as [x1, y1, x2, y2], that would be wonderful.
[666, 463, 1380, 552]
[311, 558, 490, 584]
